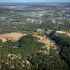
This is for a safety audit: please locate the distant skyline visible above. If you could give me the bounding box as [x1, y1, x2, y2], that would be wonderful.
[0, 0, 70, 3]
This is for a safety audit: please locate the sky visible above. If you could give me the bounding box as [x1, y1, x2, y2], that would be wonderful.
[0, 0, 70, 3]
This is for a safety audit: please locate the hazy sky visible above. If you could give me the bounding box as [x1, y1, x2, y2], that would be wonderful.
[0, 0, 70, 3]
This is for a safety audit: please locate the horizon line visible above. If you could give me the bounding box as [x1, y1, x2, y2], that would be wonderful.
[0, 2, 70, 3]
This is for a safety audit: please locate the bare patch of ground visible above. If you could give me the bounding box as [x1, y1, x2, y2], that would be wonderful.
[32, 32, 56, 48]
[0, 32, 27, 42]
